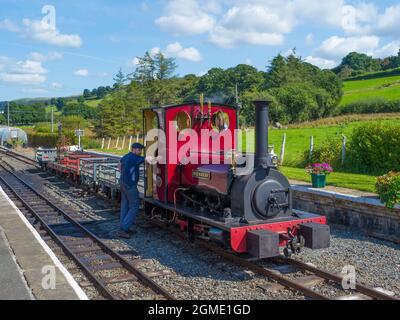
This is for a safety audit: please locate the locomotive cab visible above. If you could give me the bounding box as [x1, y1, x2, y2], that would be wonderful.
[142, 100, 330, 259]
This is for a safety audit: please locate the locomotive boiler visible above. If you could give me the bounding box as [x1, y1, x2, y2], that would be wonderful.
[143, 100, 330, 259]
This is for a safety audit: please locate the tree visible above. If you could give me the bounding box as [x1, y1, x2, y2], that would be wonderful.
[153, 52, 177, 80]
[83, 89, 91, 98]
[113, 68, 126, 88]
[56, 97, 66, 111]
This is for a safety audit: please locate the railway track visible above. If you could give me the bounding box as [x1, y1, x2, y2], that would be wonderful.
[150, 219, 397, 300]
[0, 159, 174, 300]
[0, 148, 398, 301]
[0, 146, 38, 167]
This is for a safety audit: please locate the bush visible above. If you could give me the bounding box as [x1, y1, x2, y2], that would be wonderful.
[341, 98, 400, 115]
[27, 132, 76, 148]
[27, 133, 59, 148]
[376, 172, 400, 208]
[303, 138, 342, 167]
[349, 122, 400, 173]
[81, 137, 101, 149]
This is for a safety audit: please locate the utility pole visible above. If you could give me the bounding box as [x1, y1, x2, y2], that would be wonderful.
[7, 101, 10, 127]
[51, 106, 54, 133]
[235, 83, 239, 105]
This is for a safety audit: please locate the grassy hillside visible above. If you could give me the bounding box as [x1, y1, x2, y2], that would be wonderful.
[240, 115, 400, 167]
[341, 68, 400, 105]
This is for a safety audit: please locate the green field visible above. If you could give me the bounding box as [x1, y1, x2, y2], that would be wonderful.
[280, 167, 377, 192]
[341, 72, 400, 105]
[240, 117, 400, 167]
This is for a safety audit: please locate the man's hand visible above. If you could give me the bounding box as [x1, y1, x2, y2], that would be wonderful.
[146, 156, 162, 165]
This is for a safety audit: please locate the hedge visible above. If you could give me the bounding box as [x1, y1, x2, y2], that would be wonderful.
[349, 122, 400, 173]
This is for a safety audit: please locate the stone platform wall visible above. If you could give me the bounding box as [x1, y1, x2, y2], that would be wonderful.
[291, 185, 400, 240]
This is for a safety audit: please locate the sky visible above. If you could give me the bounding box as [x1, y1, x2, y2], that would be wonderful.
[0, 0, 400, 100]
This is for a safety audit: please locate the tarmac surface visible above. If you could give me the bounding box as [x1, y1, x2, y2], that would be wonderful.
[0, 186, 86, 300]
[0, 230, 32, 300]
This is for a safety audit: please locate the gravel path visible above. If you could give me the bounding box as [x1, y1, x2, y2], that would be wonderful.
[292, 224, 400, 296]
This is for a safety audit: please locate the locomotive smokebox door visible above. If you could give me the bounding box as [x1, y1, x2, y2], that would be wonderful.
[299, 223, 330, 249]
[247, 230, 279, 259]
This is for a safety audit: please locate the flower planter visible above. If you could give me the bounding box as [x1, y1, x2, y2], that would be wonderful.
[311, 173, 327, 188]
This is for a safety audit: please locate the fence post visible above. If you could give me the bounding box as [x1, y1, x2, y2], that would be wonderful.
[136, 134, 139, 143]
[280, 133, 286, 165]
[115, 137, 120, 149]
[122, 136, 126, 150]
[107, 138, 111, 150]
[129, 136, 132, 148]
[101, 138, 105, 150]
[309, 136, 314, 163]
[341, 135, 347, 165]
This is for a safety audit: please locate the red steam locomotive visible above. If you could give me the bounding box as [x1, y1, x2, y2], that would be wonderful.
[142, 100, 330, 259]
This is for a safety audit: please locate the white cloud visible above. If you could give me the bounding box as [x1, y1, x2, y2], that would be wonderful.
[305, 56, 338, 69]
[210, 27, 283, 48]
[28, 51, 63, 62]
[165, 42, 202, 62]
[314, 35, 380, 60]
[51, 82, 63, 89]
[0, 19, 20, 32]
[74, 69, 89, 77]
[305, 33, 313, 46]
[372, 41, 400, 58]
[0, 73, 46, 85]
[376, 5, 400, 37]
[13, 60, 47, 74]
[0, 55, 48, 86]
[155, 0, 215, 36]
[150, 47, 161, 57]
[22, 19, 82, 48]
[155, 1, 400, 49]
[128, 57, 140, 68]
[244, 58, 252, 65]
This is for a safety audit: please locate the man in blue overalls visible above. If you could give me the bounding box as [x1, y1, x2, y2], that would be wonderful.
[117, 143, 145, 239]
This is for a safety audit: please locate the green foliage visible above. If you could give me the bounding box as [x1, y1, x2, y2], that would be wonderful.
[240, 90, 282, 126]
[264, 54, 342, 123]
[341, 98, 400, 114]
[375, 172, 400, 208]
[60, 115, 88, 131]
[81, 137, 101, 149]
[334, 51, 400, 79]
[349, 122, 400, 173]
[303, 138, 342, 167]
[341, 73, 400, 105]
[27, 132, 59, 148]
[0, 114, 5, 124]
[95, 82, 146, 137]
[61, 101, 97, 119]
[5, 102, 46, 125]
[198, 64, 264, 102]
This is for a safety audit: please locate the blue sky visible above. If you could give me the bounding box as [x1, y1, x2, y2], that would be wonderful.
[1, 0, 400, 100]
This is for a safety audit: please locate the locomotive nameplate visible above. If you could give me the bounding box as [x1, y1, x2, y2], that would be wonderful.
[192, 170, 211, 180]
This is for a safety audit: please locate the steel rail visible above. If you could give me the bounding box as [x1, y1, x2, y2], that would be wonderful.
[150, 220, 329, 300]
[282, 257, 398, 301]
[0, 162, 175, 300]
[0, 166, 117, 300]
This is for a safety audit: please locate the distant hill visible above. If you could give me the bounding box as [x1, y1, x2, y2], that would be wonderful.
[341, 67, 400, 105]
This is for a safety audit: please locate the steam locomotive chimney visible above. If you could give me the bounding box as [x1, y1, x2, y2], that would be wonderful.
[252, 100, 271, 168]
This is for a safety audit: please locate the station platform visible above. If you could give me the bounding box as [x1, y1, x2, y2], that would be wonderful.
[0, 187, 87, 300]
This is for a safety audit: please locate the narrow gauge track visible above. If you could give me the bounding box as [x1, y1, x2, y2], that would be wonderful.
[1, 148, 398, 300]
[0, 146, 38, 167]
[0, 160, 174, 300]
[151, 221, 398, 300]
